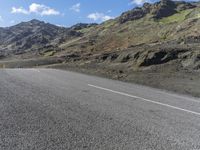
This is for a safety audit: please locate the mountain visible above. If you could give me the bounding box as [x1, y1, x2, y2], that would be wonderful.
[0, 19, 81, 58]
[71, 23, 98, 30]
[1, 0, 200, 69]
[118, 0, 196, 23]
[1, 0, 200, 96]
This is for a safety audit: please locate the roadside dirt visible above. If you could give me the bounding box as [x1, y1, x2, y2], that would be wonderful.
[47, 62, 200, 98]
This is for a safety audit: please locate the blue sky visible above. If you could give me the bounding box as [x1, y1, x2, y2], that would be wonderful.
[0, 0, 195, 27]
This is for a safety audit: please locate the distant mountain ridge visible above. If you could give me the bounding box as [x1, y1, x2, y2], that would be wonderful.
[118, 0, 196, 23]
[0, 19, 83, 57]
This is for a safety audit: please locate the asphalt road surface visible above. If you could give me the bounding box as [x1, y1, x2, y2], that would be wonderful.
[0, 69, 200, 150]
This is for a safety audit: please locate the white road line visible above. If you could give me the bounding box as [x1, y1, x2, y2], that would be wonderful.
[88, 84, 200, 116]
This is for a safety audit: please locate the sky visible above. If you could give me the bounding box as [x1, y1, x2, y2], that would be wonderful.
[0, 0, 197, 27]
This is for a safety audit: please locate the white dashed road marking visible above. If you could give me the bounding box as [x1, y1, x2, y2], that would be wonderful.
[88, 84, 200, 116]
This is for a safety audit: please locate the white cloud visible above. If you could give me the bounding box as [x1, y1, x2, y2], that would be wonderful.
[130, 0, 150, 5]
[11, 7, 29, 14]
[87, 12, 114, 22]
[11, 3, 60, 16]
[70, 3, 81, 12]
[29, 3, 60, 16]
[56, 24, 66, 27]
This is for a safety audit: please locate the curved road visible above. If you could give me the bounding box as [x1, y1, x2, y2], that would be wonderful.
[0, 69, 200, 150]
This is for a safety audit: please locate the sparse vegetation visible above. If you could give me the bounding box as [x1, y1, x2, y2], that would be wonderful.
[1, 0, 200, 97]
[158, 9, 192, 24]
[43, 50, 56, 57]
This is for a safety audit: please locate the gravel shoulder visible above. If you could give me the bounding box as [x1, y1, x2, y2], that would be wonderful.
[47, 62, 200, 98]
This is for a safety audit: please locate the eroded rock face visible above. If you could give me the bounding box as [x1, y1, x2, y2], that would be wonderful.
[151, 0, 177, 19]
[71, 23, 98, 30]
[139, 51, 174, 66]
[175, 1, 196, 11]
[181, 51, 200, 70]
[90, 45, 200, 71]
[119, 8, 146, 23]
[118, 0, 196, 23]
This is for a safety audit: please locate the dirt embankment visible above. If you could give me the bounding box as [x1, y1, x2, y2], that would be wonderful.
[46, 44, 200, 98]
[1, 44, 200, 98]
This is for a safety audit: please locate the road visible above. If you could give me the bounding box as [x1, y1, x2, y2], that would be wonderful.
[0, 69, 200, 150]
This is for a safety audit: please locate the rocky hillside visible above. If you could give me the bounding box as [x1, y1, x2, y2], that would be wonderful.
[1, 0, 200, 97]
[56, 0, 200, 71]
[119, 0, 195, 23]
[0, 0, 200, 71]
[0, 19, 82, 58]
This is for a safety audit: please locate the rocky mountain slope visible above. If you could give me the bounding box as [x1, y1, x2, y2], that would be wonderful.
[50, 0, 200, 71]
[0, 19, 84, 58]
[1, 0, 200, 96]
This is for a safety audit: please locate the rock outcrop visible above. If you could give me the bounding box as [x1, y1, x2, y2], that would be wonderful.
[119, 0, 196, 23]
[0, 19, 81, 57]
